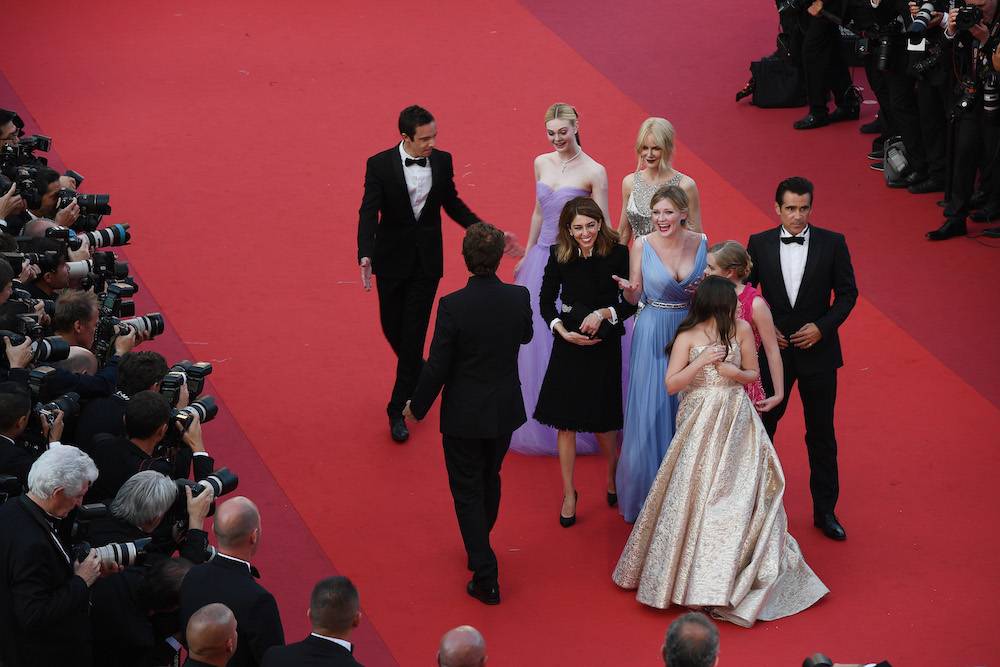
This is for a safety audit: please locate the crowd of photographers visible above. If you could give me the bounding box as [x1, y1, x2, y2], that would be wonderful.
[774, 0, 999, 240]
[0, 107, 257, 667]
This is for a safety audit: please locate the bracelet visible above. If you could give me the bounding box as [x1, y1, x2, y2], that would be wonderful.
[591, 309, 604, 320]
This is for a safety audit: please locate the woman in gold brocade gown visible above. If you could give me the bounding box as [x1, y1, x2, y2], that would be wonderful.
[612, 276, 828, 627]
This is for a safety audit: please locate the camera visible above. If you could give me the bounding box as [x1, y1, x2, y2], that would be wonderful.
[908, 1, 940, 43]
[0, 331, 71, 364]
[875, 34, 894, 71]
[33, 391, 81, 426]
[84, 223, 130, 249]
[159, 371, 186, 407]
[984, 72, 1000, 123]
[19, 135, 51, 154]
[8, 286, 56, 317]
[954, 3, 983, 31]
[67, 251, 130, 291]
[171, 396, 218, 433]
[172, 467, 239, 518]
[121, 313, 164, 339]
[1, 251, 61, 276]
[0, 167, 43, 210]
[44, 226, 83, 252]
[55, 189, 111, 217]
[75, 537, 152, 568]
[172, 361, 212, 399]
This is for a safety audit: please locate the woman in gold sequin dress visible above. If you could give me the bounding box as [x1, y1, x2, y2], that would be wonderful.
[612, 276, 827, 627]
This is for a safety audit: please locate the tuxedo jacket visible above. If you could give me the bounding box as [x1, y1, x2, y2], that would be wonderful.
[409, 274, 533, 438]
[0, 496, 93, 667]
[357, 146, 480, 279]
[747, 225, 858, 375]
[86, 434, 215, 504]
[179, 555, 285, 667]
[0, 435, 36, 487]
[262, 635, 364, 667]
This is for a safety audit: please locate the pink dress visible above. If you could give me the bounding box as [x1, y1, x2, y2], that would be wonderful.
[737, 284, 767, 405]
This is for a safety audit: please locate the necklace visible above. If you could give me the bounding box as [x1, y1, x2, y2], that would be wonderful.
[560, 150, 581, 172]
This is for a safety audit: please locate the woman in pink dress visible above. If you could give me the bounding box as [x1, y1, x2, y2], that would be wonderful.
[705, 241, 784, 412]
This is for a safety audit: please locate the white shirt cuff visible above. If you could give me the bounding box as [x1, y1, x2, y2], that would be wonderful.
[549, 318, 562, 333]
[607, 307, 618, 325]
[192, 451, 209, 457]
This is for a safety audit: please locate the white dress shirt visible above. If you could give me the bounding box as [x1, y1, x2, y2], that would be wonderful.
[310, 632, 353, 653]
[779, 225, 810, 307]
[399, 141, 432, 220]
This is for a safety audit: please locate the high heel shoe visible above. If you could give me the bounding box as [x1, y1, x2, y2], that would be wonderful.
[606, 490, 618, 507]
[559, 491, 578, 528]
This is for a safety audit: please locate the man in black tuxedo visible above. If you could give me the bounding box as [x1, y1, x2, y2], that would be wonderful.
[404, 223, 532, 604]
[0, 444, 104, 667]
[747, 177, 857, 541]
[358, 105, 519, 444]
[180, 496, 284, 667]
[262, 576, 364, 667]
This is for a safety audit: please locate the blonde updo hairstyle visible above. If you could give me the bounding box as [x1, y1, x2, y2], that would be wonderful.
[545, 103, 581, 147]
[635, 117, 675, 171]
[649, 184, 689, 226]
[708, 240, 753, 280]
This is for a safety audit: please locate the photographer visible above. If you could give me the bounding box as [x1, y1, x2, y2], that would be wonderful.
[21, 236, 69, 300]
[927, 0, 1000, 239]
[88, 470, 215, 564]
[0, 444, 106, 666]
[53, 289, 99, 349]
[75, 350, 170, 451]
[24, 165, 80, 230]
[91, 557, 195, 667]
[0, 181, 26, 230]
[0, 382, 64, 487]
[86, 390, 214, 503]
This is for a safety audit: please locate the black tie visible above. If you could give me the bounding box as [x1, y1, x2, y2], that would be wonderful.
[404, 157, 427, 167]
[781, 235, 805, 245]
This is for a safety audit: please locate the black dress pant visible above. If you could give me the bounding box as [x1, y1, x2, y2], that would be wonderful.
[917, 76, 950, 182]
[886, 67, 927, 174]
[864, 56, 895, 143]
[442, 433, 510, 589]
[945, 106, 999, 219]
[375, 272, 440, 417]
[802, 15, 852, 115]
[760, 352, 840, 518]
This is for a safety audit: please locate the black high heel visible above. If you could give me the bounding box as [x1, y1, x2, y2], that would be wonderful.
[559, 491, 578, 528]
[606, 490, 618, 507]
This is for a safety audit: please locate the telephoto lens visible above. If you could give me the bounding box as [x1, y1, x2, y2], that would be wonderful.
[184, 396, 218, 424]
[31, 336, 71, 363]
[66, 259, 92, 280]
[196, 467, 239, 499]
[908, 2, 937, 43]
[76, 537, 152, 568]
[84, 223, 130, 249]
[122, 313, 165, 339]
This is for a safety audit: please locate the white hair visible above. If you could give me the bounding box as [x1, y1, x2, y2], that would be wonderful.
[27, 444, 98, 499]
[111, 471, 178, 527]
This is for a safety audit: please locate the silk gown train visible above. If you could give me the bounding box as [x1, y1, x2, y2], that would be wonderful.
[612, 342, 828, 627]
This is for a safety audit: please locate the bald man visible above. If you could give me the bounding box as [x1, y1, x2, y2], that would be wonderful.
[437, 626, 487, 667]
[185, 603, 238, 667]
[180, 497, 284, 667]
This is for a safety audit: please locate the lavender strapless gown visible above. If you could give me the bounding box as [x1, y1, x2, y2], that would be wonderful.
[510, 183, 601, 455]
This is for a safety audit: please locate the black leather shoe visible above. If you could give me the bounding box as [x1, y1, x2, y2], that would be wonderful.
[813, 514, 847, 541]
[971, 207, 1000, 222]
[866, 149, 882, 160]
[829, 87, 862, 123]
[607, 490, 618, 507]
[869, 161, 884, 172]
[389, 416, 409, 443]
[887, 171, 926, 189]
[793, 113, 830, 130]
[860, 116, 884, 134]
[559, 491, 578, 527]
[908, 177, 945, 194]
[926, 218, 967, 240]
[467, 580, 500, 605]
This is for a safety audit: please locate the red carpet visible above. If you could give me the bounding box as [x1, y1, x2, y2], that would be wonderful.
[2, 1, 999, 665]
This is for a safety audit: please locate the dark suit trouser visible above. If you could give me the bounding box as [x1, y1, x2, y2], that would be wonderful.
[760, 352, 839, 517]
[886, 67, 927, 174]
[802, 15, 852, 115]
[917, 75, 949, 182]
[945, 107, 998, 219]
[442, 434, 510, 588]
[375, 273, 440, 417]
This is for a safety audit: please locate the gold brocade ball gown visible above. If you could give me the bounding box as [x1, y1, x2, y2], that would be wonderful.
[612, 342, 828, 627]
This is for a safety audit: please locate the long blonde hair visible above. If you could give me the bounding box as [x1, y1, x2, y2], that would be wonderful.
[635, 117, 675, 171]
[545, 103, 581, 147]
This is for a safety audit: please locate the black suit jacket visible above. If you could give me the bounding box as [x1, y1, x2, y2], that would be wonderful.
[262, 635, 364, 667]
[747, 225, 858, 375]
[0, 434, 36, 487]
[0, 496, 92, 667]
[357, 146, 480, 279]
[409, 274, 533, 438]
[86, 434, 215, 503]
[179, 555, 285, 667]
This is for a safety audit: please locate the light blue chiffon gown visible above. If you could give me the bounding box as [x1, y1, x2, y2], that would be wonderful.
[616, 236, 706, 522]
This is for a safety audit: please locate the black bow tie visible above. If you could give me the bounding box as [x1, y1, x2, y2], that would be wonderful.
[404, 157, 427, 167]
[781, 235, 805, 245]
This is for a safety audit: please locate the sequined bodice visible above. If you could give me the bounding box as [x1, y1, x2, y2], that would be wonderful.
[626, 171, 682, 237]
[687, 343, 742, 390]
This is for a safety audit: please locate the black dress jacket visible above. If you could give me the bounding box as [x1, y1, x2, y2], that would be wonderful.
[86, 435, 215, 503]
[409, 274, 533, 438]
[0, 496, 92, 667]
[357, 146, 480, 279]
[747, 225, 858, 375]
[262, 634, 364, 667]
[0, 434, 36, 487]
[179, 555, 285, 667]
[539, 245, 636, 339]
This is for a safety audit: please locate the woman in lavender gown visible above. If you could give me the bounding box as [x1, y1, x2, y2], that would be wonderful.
[510, 103, 610, 457]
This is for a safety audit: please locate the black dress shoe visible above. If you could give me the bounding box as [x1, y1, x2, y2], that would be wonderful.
[888, 171, 926, 189]
[813, 514, 847, 541]
[607, 490, 618, 507]
[828, 103, 860, 124]
[971, 207, 1000, 222]
[908, 177, 945, 194]
[467, 580, 500, 605]
[389, 416, 409, 443]
[866, 149, 882, 161]
[793, 113, 830, 130]
[869, 161, 884, 172]
[559, 490, 578, 528]
[860, 115, 884, 134]
[926, 218, 967, 241]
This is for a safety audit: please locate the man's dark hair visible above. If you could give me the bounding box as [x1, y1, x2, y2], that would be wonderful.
[125, 390, 172, 440]
[0, 259, 14, 291]
[0, 108, 19, 127]
[398, 105, 435, 138]
[32, 166, 61, 199]
[118, 351, 169, 397]
[0, 383, 31, 431]
[462, 222, 505, 276]
[663, 612, 719, 667]
[136, 557, 193, 612]
[53, 289, 98, 332]
[775, 176, 814, 206]
[310, 576, 359, 634]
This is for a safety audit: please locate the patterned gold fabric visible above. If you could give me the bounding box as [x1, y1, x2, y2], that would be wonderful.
[612, 343, 828, 627]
